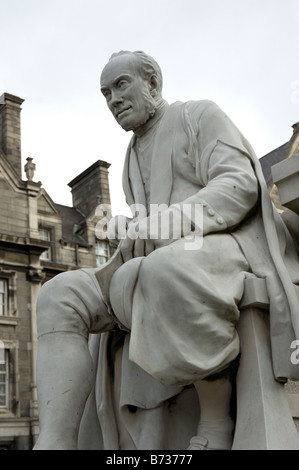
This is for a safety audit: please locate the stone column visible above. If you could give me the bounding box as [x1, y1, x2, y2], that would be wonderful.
[25, 178, 41, 240]
[24, 168, 44, 444]
[27, 266, 45, 445]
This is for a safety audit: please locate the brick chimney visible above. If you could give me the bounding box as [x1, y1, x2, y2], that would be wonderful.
[68, 160, 111, 216]
[292, 122, 299, 136]
[0, 93, 24, 178]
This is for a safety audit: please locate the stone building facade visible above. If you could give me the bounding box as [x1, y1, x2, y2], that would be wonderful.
[0, 93, 112, 449]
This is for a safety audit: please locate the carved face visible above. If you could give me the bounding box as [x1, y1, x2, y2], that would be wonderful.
[100, 54, 156, 132]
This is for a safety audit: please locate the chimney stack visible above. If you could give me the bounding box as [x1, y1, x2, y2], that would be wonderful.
[292, 122, 299, 137]
[0, 93, 24, 178]
[68, 160, 111, 216]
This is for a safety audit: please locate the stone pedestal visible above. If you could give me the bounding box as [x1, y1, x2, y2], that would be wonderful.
[232, 277, 299, 450]
[232, 308, 299, 449]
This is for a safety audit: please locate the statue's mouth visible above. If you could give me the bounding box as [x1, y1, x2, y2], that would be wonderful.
[117, 106, 131, 118]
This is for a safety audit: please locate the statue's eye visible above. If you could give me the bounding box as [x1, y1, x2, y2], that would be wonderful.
[102, 90, 111, 101]
[118, 80, 128, 89]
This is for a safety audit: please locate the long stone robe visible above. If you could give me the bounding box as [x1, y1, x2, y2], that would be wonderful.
[78, 100, 299, 450]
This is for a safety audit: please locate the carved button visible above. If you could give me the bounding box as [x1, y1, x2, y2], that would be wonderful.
[207, 208, 215, 216]
[216, 216, 224, 224]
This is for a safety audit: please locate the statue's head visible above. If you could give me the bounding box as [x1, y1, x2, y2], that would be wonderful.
[100, 50, 163, 132]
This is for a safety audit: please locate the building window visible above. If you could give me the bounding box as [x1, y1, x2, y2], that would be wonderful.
[39, 228, 52, 261]
[0, 279, 8, 316]
[95, 241, 110, 267]
[0, 348, 9, 408]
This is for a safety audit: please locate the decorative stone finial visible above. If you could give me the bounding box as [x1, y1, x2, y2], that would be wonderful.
[24, 157, 36, 181]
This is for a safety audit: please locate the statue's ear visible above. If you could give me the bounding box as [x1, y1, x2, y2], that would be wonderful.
[149, 74, 159, 97]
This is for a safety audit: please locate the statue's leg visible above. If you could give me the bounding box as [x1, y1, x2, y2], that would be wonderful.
[33, 269, 115, 450]
[189, 368, 236, 450]
[107, 237, 247, 451]
[34, 332, 95, 450]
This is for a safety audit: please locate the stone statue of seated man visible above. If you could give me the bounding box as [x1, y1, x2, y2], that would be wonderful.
[33, 50, 299, 450]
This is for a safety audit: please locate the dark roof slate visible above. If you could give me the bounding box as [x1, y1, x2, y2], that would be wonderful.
[55, 203, 89, 247]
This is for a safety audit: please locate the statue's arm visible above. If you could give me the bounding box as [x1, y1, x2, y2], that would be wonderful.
[181, 141, 259, 236]
[177, 101, 259, 236]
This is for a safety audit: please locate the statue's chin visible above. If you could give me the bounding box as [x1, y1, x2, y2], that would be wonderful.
[118, 101, 157, 132]
[130, 111, 157, 133]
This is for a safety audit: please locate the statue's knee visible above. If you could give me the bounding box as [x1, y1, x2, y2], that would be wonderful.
[37, 271, 75, 310]
[36, 269, 102, 337]
[36, 270, 87, 329]
[139, 254, 169, 291]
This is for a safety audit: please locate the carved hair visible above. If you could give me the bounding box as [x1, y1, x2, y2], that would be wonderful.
[109, 50, 163, 96]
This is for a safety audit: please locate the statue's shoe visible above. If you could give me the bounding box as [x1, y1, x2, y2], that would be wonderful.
[187, 436, 211, 450]
[187, 433, 232, 450]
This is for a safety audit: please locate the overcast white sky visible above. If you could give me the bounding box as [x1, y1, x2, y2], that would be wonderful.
[1, 0, 299, 216]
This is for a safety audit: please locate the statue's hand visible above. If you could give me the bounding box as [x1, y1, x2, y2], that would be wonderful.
[119, 218, 154, 262]
[119, 206, 192, 261]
